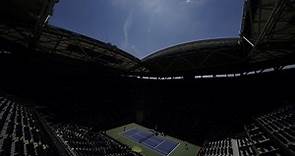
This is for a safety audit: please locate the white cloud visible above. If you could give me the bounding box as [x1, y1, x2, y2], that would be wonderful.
[122, 11, 133, 49]
[111, 0, 208, 56]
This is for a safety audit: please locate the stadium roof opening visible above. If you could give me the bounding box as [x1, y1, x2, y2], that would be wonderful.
[49, 0, 245, 58]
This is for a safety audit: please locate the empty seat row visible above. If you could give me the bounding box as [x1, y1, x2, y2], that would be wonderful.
[254, 105, 295, 154]
[0, 97, 57, 156]
[198, 138, 233, 156]
[199, 105, 293, 156]
[241, 123, 283, 156]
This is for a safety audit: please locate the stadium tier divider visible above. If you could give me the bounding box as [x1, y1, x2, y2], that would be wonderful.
[34, 108, 72, 156]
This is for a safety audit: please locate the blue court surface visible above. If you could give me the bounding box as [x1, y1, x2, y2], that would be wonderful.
[123, 129, 179, 155]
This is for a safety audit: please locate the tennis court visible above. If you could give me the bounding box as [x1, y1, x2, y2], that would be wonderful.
[123, 128, 179, 155]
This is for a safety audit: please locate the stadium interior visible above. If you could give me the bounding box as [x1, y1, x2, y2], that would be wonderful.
[0, 0, 295, 156]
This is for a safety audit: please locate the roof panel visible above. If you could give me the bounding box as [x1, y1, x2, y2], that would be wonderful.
[141, 38, 246, 75]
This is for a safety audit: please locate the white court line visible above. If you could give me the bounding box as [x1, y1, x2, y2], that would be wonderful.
[154, 139, 166, 148]
[167, 142, 180, 156]
[119, 127, 137, 136]
[119, 128, 179, 156]
[121, 128, 152, 143]
[120, 128, 152, 139]
[123, 135, 167, 156]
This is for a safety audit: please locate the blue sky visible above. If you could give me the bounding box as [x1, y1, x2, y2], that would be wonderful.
[49, 0, 245, 58]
